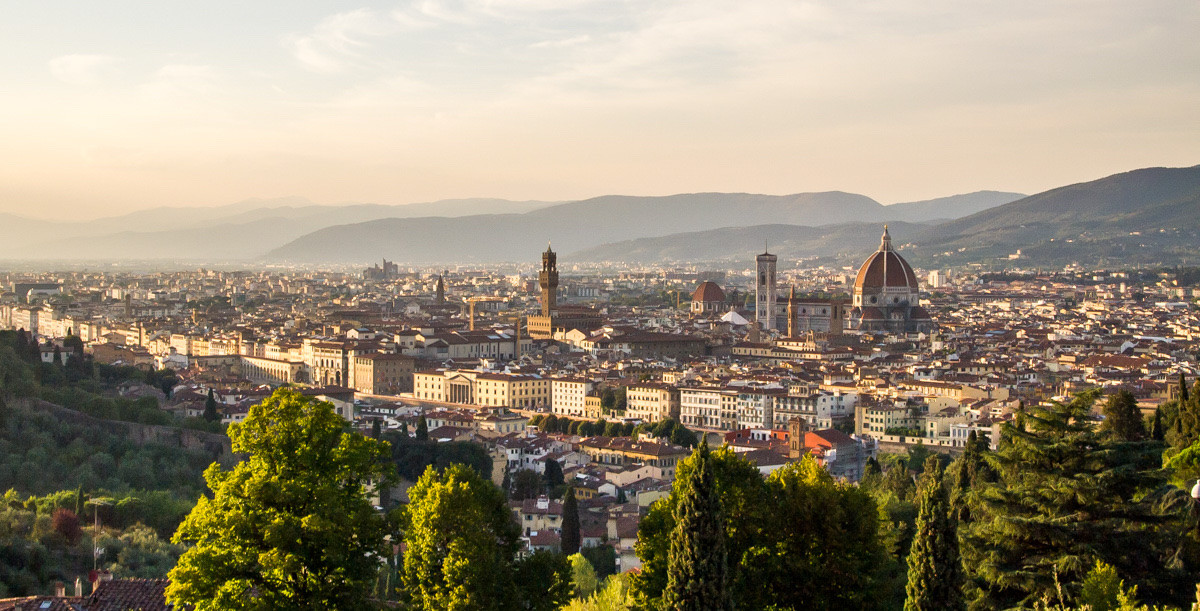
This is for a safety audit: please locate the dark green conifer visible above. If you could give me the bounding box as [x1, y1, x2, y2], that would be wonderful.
[203, 388, 220, 423]
[415, 414, 429, 441]
[663, 441, 730, 611]
[1100, 389, 1145, 441]
[963, 390, 1185, 607]
[561, 486, 580, 555]
[904, 456, 964, 611]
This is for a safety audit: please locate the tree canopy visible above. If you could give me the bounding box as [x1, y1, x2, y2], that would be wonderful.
[166, 388, 395, 610]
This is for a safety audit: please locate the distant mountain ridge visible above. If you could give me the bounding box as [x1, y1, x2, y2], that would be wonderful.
[263, 190, 1024, 264]
[568, 166, 1200, 267]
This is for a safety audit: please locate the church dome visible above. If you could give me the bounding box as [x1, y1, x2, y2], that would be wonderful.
[854, 226, 918, 293]
[692, 281, 726, 303]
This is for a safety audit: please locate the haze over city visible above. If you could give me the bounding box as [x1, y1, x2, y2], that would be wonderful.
[3, 0, 1199, 218]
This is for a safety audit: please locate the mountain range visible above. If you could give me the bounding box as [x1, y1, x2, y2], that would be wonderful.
[262, 190, 1024, 264]
[1, 164, 1197, 268]
[543, 166, 1200, 268]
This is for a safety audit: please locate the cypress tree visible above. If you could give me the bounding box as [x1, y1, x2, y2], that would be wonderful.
[904, 457, 964, 611]
[1151, 408, 1165, 441]
[1182, 373, 1190, 403]
[415, 414, 429, 441]
[663, 441, 730, 611]
[203, 388, 220, 423]
[371, 418, 382, 439]
[561, 486, 581, 555]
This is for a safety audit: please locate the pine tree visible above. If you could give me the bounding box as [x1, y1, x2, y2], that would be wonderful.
[662, 442, 730, 611]
[561, 486, 581, 555]
[203, 388, 220, 423]
[1101, 389, 1145, 441]
[904, 457, 964, 611]
[963, 390, 1187, 607]
[415, 414, 429, 441]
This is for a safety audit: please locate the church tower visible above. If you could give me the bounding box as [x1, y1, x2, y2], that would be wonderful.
[539, 244, 558, 317]
[756, 248, 777, 331]
[435, 275, 446, 304]
[787, 285, 797, 338]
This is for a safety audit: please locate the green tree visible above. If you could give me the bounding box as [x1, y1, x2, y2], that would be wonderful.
[402, 463, 567, 611]
[1101, 389, 1145, 442]
[415, 414, 430, 441]
[581, 545, 618, 581]
[903, 457, 964, 611]
[562, 486, 581, 556]
[202, 388, 219, 423]
[512, 469, 543, 502]
[514, 550, 572, 611]
[545, 458, 565, 490]
[962, 390, 1191, 608]
[570, 553, 599, 598]
[166, 388, 394, 610]
[662, 442, 730, 611]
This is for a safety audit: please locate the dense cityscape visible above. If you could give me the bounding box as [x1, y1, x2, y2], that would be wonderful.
[1, 222, 1198, 608]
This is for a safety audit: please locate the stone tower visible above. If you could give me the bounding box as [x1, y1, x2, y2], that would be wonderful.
[756, 248, 777, 331]
[539, 243, 558, 317]
[787, 285, 796, 337]
[788, 416, 810, 459]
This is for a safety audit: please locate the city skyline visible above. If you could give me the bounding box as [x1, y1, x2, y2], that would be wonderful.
[2, 1, 1199, 218]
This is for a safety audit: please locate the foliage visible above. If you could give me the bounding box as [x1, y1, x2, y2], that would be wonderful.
[514, 550, 572, 611]
[903, 457, 964, 611]
[545, 458, 565, 490]
[570, 553, 599, 599]
[50, 508, 81, 545]
[382, 430, 492, 483]
[0, 399, 215, 506]
[581, 545, 618, 581]
[0, 330, 180, 427]
[401, 463, 570, 611]
[203, 388, 219, 423]
[962, 390, 1193, 609]
[167, 389, 395, 610]
[562, 487, 581, 556]
[510, 469, 543, 501]
[663, 442, 729, 611]
[0, 491, 182, 597]
[415, 414, 430, 441]
[634, 447, 894, 610]
[563, 573, 634, 611]
[1101, 389, 1146, 442]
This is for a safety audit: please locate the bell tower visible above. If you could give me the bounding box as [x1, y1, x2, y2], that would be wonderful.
[539, 243, 558, 317]
[756, 247, 777, 331]
[788, 416, 810, 459]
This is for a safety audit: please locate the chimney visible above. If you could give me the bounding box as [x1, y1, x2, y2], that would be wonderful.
[54, 581, 66, 597]
[75, 577, 83, 597]
[89, 569, 112, 594]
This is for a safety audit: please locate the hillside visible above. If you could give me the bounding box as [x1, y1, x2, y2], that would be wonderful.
[264, 191, 1011, 264]
[0, 198, 555, 261]
[915, 165, 1200, 267]
[569, 222, 935, 264]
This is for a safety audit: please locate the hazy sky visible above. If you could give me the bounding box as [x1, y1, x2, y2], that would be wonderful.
[2, 0, 1198, 219]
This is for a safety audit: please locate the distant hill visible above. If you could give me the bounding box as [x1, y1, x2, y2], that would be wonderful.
[914, 165, 1200, 267]
[569, 222, 936, 264]
[264, 190, 1014, 264]
[0, 198, 555, 260]
[882, 191, 1025, 222]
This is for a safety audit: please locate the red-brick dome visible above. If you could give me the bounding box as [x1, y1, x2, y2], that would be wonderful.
[692, 281, 726, 303]
[854, 226, 918, 293]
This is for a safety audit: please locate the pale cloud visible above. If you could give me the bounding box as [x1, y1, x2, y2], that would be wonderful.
[284, 8, 396, 73]
[48, 54, 119, 85]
